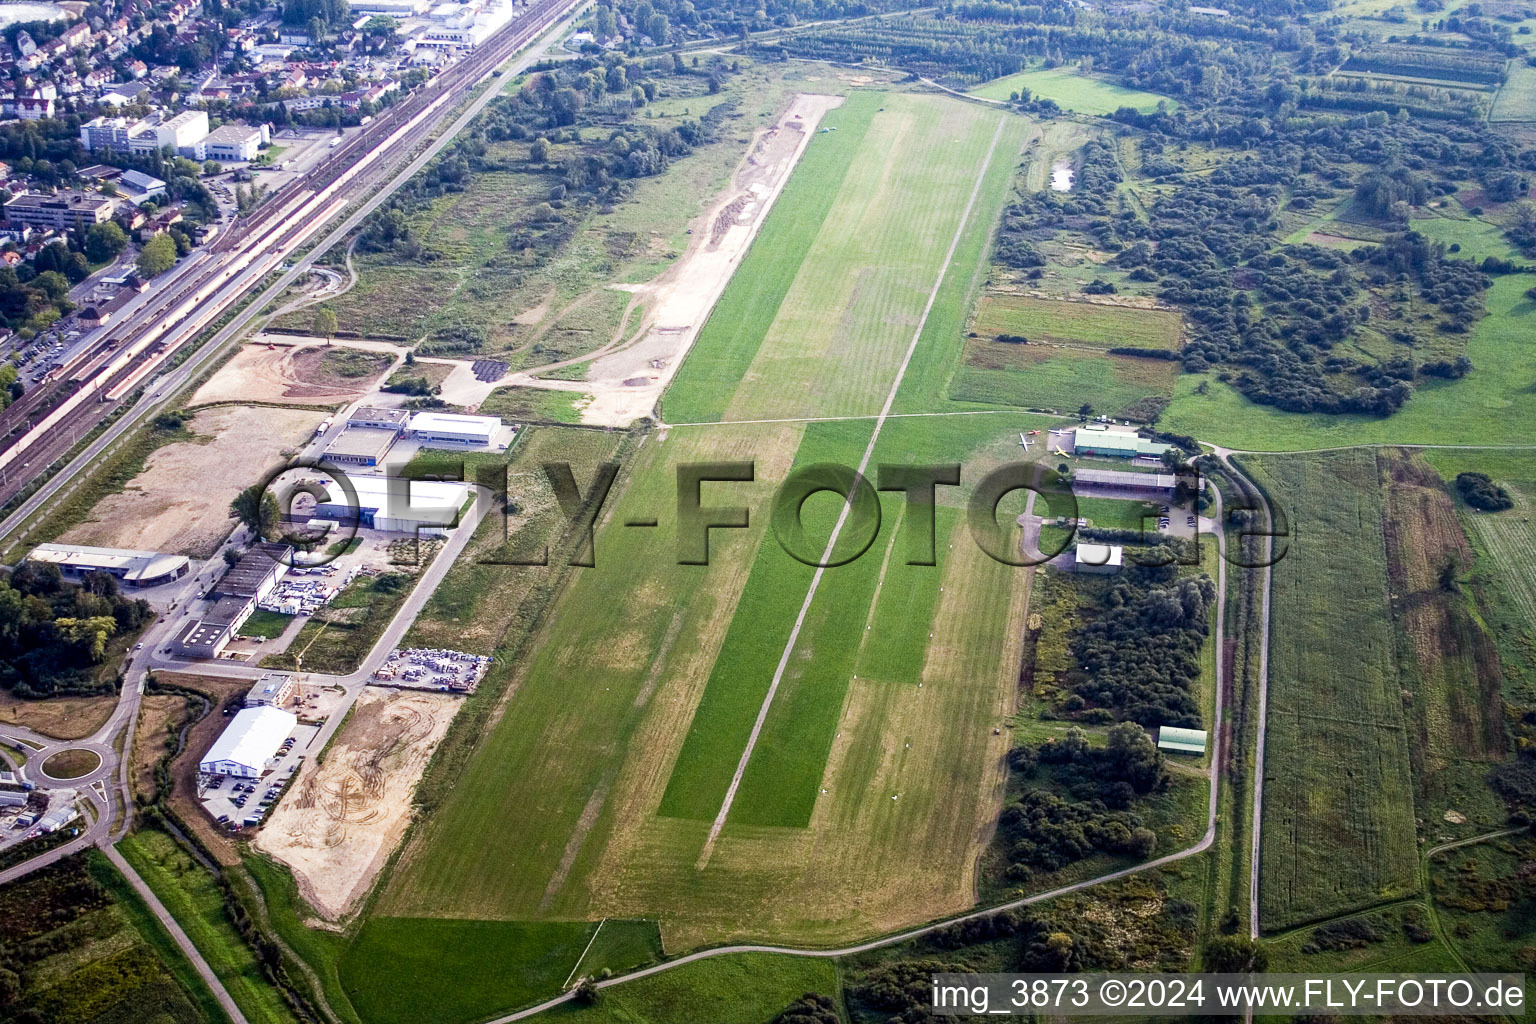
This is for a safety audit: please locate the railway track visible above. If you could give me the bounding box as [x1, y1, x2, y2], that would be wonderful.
[0, 0, 580, 509]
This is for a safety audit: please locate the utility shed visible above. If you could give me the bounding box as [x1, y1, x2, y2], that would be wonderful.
[1157, 726, 1208, 756]
[199, 706, 297, 777]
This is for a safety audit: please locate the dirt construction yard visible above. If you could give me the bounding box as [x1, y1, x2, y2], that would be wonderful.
[190, 339, 400, 407]
[254, 687, 462, 920]
[59, 404, 324, 557]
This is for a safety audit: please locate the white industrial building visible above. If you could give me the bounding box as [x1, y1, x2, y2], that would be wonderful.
[408, 410, 501, 446]
[158, 110, 212, 152]
[197, 122, 269, 162]
[314, 474, 471, 533]
[199, 706, 298, 777]
[79, 110, 210, 156]
[25, 542, 190, 587]
[414, 0, 515, 47]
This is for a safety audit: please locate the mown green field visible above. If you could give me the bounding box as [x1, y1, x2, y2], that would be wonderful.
[972, 294, 1182, 350]
[970, 66, 1173, 114]
[1162, 214, 1536, 449]
[530, 953, 836, 1024]
[666, 92, 1031, 422]
[1491, 61, 1536, 121]
[1242, 450, 1419, 930]
[662, 92, 881, 423]
[950, 339, 1178, 417]
[340, 918, 661, 1024]
[117, 829, 298, 1024]
[379, 409, 1039, 951]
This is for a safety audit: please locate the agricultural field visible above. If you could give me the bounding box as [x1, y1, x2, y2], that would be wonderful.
[970, 65, 1173, 114]
[1493, 62, 1536, 121]
[1378, 449, 1508, 832]
[1422, 451, 1536, 706]
[664, 92, 1033, 422]
[1241, 449, 1419, 931]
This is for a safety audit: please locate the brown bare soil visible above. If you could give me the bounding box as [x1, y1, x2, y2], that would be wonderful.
[1380, 449, 1506, 787]
[254, 688, 462, 920]
[0, 690, 116, 740]
[59, 405, 324, 557]
[191, 341, 398, 407]
[132, 695, 186, 803]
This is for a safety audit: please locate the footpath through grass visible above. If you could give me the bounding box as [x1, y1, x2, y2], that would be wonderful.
[117, 829, 299, 1024]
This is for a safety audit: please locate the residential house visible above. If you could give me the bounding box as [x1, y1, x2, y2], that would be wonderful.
[17, 96, 55, 120]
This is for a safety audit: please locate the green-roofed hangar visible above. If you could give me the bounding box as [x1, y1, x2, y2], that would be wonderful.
[1157, 726, 1208, 755]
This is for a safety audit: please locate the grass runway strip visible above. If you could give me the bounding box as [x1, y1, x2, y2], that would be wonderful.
[691, 112, 1010, 866]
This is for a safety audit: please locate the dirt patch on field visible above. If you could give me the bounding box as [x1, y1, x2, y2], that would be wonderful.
[0, 690, 116, 740]
[497, 93, 844, 426]
[192, 340, 401, 407]
[255, 688, 461, 920]
[59, 405, 324, 557]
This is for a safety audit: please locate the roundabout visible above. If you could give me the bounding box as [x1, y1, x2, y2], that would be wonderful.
[39, 748, 102, 782]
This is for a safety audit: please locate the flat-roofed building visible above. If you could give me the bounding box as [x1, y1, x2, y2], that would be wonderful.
[324, 426, 398, 467]
[4, 190, 116, 230]
[347, 406, 409, 434]
[199, 706, 297, 776]
[155, 109, 209, 153]
[196, 122, 267, 162]
[171, 595, 254, 659]
[408, 410, 500, 446]
[313, 473, 470, 534]
[1072, 468, 1177, 495]
[25, 542, 190, 587]
[214, 542, 290, 602]
[245, 673, 296, 708]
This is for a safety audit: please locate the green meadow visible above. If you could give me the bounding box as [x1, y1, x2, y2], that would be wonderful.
[970, 66, 1173, 114]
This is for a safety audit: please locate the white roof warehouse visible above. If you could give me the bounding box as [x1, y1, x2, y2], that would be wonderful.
[313, 474, 472, 534]
[408, 411, 501, 446]
[199, 706, 297, 777]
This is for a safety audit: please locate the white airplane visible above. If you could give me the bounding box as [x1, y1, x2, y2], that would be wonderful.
[1018, 433, 1033, 451]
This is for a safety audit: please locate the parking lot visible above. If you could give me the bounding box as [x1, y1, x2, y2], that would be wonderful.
[197, 721, 320, 832]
